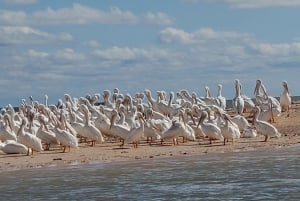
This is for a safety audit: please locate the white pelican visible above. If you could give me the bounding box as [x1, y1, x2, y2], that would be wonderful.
[241, 127, 257, 138]
[254, 79, 281, 115]
[220, 114, 240, 145]
[36, 114, 59, 151]
[0, 114, 17, 142]
[232, 79, 245, 115]
[144, 89, 161, 113]
[143, 118, 162, 144]
[80, 104, 105, 146]
[17, 118, 43, 155]
[52, 117, 78, 153]
[216, 84, 226, 111]
[181, 109, 196, 142]
[231, 114, 250, 133]
[0, 140, 28, 154]
[109, 109, 131, 146]
[253, 106, 281, 142]
[254, 79, 268, 104]
[280, 80, 291, 113]
[160, 120, 185, 145]
[124, 112, 146, 148]
[197, 111, 223, 144]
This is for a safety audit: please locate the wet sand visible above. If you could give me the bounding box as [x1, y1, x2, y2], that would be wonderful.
[1, 102, 300, 172]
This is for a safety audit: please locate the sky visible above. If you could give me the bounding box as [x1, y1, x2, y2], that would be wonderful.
[1, 0, 300, 107]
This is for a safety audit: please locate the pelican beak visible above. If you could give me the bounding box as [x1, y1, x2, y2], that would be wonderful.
[189, 113, 196, 125]
[254, 82, 259, 95]
[109, 115, 114, 129]
[140, 115, 147, 124]
[196, 115, 202, 129]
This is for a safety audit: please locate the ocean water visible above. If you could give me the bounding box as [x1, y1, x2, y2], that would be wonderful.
[0, 145, 299, 201]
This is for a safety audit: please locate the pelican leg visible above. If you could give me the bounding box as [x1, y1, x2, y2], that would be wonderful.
[224, 138, 226, 145]
[27, 148, 30, 156]
[62, 146, 66, 153]
[120, 139, 124, 147]
[263, 135, 268, 142]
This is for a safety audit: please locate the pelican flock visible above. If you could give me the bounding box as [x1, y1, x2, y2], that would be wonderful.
[0, 79, 291, 156]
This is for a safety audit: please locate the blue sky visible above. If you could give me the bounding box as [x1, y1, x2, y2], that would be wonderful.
[1, 0, 300, 107]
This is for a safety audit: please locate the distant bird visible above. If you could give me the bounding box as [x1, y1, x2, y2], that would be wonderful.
[280, 80, 291, 114]
[253, 106, 281, 142]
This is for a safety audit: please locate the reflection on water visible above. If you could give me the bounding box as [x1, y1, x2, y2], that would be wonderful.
[0, 145, 299, 200]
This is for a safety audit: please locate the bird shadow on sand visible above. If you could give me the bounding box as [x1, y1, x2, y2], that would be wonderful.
[112, 147, 130, 150]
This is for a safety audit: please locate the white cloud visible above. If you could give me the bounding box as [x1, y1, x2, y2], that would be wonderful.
[52, 48, 85, 63]
[143, 12, 173, 25]
[251, 42, 300, 56]
[0, 3, 173, 26]
[159, 27, 250, 44]
[186, 0, 300, 8]
[1, 27, 300, 107]
[0, 26, 72, 45]
[93, 46, 175, 62]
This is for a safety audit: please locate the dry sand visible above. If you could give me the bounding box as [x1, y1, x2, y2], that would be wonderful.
[1, 102, 300, 172]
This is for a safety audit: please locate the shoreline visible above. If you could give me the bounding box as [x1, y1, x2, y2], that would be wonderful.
[1, 102, 300, 172]
[1, 135, 299, 173]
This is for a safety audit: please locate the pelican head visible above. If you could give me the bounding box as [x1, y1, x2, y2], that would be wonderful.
[282, 80, 289, 93]
[254, 79, 262, 94]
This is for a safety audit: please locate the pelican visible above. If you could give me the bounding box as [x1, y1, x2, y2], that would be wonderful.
[109, 109, 131, 146]
[220, 114, 240, 145]
[254, 79, 281, 115]
[197, 111, 223, 144]
[160, 120, 185, 145]
[253, 106, 281, 142]
[216, 84, 226, 111]
[36, 114, 59, 151]
[254, 79, 268, 104]
[124, 112, 146, 148]
[0, 114, 17, 142]
[231, 114, 250, 133]
[232, 79, 245, 115]
[52, 117, 78, 153]
[17, 118, 43, 155]
[280, 80, 291, 113]
[0, 140, 28, 154]
[241, 127, 257, 138]
[80, 104, 105, 146]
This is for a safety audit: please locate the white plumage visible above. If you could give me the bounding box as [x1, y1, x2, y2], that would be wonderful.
[17, 118, 43, 155]
[253, 106, 281, 142]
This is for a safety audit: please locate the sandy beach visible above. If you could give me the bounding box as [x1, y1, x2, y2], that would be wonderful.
[1, 102, 300, 172]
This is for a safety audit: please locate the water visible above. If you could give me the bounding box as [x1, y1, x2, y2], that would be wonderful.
[0, 146, 299, 201]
